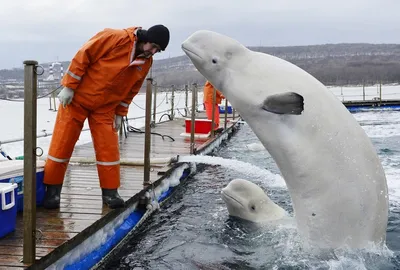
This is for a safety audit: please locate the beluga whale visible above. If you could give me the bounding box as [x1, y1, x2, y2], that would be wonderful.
[181, 30, 389, 250]
[221, 178, 291, 224]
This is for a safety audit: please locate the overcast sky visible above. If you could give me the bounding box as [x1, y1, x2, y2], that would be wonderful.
[0, 0, 399, 69]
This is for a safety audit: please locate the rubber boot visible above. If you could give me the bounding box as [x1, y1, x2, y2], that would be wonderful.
[43, 184, 62, 209]
[214, 127, 224, 134]
[102, 189, 125, 209]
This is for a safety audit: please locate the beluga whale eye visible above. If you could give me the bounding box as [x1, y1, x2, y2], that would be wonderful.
[212, 58, 218, 64]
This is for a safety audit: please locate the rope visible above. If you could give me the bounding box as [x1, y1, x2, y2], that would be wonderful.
[131, 101, 146, 110]
[176, 108, 186, 117]
[125, 117, 175, 142]
[155, 95, 167, 109]
[131, 93, 169, 110]
[0, 84, 62, 102]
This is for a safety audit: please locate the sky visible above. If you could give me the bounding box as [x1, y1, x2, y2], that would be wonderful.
[0, 0, 399, 69]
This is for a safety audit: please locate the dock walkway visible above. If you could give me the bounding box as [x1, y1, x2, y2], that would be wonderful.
[0, 115, 238, 269]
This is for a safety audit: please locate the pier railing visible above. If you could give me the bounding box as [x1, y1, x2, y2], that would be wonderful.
[0, 81, 236, 155]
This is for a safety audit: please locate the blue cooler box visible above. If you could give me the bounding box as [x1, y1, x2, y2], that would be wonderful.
[0, 182, 18, 238]
[218, 105, 233, 114]
[0, 160, 45, 212]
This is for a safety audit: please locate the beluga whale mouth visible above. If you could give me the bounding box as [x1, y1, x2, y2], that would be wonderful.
[181, 45, 203, 61]
[221, 190, 244, 208]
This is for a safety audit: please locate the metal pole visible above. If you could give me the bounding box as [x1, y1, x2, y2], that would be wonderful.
[363, 81, 365, 101]
[48, 96, 52, 110]
[190, 83, 197, 154]
[23, 60, 38, 264]
[53, 91, 57, 111]
[152, 82, 157, 124]
[195, 87, 199, 112]
[211, 87, 216, 138]
[170, 84, 175, 120]
[184, 84, 188, 116]
[224, 98, 228, 130]
[143, 78, 153, 187]
[118, 118, 123, 137]
[379, 80, 382, 106]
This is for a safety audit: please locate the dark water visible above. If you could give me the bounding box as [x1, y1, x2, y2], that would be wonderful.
[103, 109, 400, 270]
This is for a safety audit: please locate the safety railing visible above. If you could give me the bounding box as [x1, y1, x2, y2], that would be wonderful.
[328, 81, 400, 102]
[1, 81, 236, 151]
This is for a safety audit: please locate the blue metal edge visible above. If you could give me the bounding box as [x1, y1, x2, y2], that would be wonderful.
[64, 168, 191, 270]
[347, 105, 400, 112]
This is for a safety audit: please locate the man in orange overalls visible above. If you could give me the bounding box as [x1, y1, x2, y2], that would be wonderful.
[203, 80, 225, 130]
[43, 25, 170, 209]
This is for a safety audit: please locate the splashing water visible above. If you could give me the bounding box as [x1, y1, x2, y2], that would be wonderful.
[177, 155, 285, 187]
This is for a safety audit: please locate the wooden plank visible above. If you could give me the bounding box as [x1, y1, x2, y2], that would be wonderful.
[16, 223, 89, 234]
[0, 255, 33, 268]
[55, 194, 133, 201]
[10, 231, 78, 240]
[34, 212, 103, 220]
[16, 217, 94, 228]
[0, 238, 67, 248]
[0, 246, 51, 257]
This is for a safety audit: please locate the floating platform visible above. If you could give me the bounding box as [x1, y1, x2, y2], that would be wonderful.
[0, 115, 240, 270]
[343, 99, 400, 112]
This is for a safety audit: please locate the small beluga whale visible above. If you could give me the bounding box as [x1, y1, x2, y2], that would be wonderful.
[221, 178, 292, 225]
[181, 30, 389, 250]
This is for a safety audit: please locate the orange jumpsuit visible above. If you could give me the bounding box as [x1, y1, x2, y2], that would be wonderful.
[203, 81, 224, 128]
[44, 27, 153, 189]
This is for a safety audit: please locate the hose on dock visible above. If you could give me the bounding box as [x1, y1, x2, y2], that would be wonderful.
[126, 123, 175, 142]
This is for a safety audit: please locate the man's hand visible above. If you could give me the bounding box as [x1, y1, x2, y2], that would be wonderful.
[114, 115, 123, 131]
[57, 87, 74, 107]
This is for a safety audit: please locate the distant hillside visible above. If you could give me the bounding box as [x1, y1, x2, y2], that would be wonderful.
[150, 43, 400, 88]
[1, 43, 400, 90]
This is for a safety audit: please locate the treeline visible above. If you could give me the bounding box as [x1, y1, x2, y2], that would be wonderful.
[291, 54, 400, 86]
[2, 43, 400, 88]
[0, 68, 24, 81]
[151, 44, 400, 88]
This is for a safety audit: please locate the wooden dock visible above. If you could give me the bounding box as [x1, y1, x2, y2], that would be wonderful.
[0, 115, 239, 270]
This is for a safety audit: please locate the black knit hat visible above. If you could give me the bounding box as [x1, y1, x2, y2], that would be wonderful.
[146, 24, 170, 51]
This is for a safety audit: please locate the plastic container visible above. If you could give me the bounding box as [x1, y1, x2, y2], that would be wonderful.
[218, 105, 233, 114]
[0, 182, 18, 238]
[185, 119, 213, 134]
[0, 160, 46, 212]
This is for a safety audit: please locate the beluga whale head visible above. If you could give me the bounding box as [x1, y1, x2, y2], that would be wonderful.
[221, 178, 288, 223]
[181, 30, 304, 117]
[181, 30, 249, 100]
